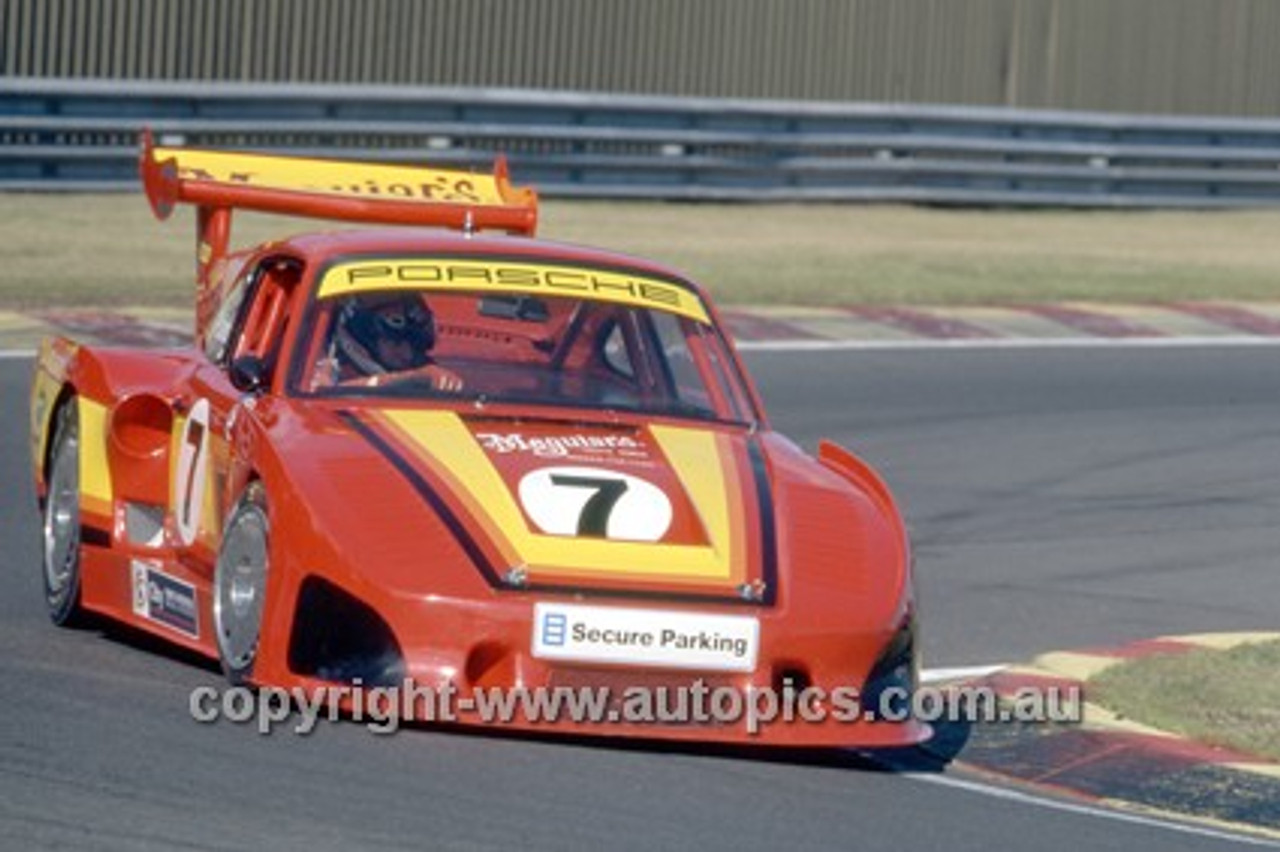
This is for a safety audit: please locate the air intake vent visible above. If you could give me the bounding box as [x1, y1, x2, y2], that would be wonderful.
[288, 576, 405, 688]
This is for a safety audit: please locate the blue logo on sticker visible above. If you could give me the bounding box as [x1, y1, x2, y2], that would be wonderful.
[541, 612, 567, 647]
[146, 569, 199, 638]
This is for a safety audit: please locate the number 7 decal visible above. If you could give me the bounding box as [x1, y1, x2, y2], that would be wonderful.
[548, 474, 629, 537]
[173, 398, 211, 547]
[518, 465, 673, 541]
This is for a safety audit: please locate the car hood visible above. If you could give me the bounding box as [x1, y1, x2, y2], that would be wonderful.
[309, 406, 779, 604]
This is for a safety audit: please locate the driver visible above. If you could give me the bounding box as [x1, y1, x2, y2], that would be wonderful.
[330, 292, 463, 391]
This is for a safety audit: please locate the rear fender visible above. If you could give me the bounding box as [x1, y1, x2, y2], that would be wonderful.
[31, 340, 196, 520]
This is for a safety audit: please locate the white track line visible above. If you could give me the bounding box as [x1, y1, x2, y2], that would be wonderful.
[909, 772, 1280, 848]
[919, 664, 1007, 684]
[0, 349, 35, 359]
[737, 335, 1280, 352]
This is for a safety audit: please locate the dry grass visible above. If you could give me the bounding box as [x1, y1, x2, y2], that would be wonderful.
[3, 194, 1280, 308]
[1090, 639, 1280, 762]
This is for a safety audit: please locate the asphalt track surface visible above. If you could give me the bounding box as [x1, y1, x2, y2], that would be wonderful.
[2, 348, 1277, 851]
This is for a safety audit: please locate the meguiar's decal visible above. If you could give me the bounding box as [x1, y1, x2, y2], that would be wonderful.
[317, 259, 710, 324]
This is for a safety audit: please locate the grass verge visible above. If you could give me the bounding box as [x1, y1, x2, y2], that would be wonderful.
[4, 194, 1280, 309]
[1089, 639, 1280, 762]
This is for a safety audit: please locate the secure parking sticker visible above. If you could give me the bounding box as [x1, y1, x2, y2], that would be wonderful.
[532, 603, 759, 672]
[130, 559, 199, 638]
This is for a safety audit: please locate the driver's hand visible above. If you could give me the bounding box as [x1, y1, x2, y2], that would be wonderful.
[360, 363, 464, 391]
[419, 364, 464, 392]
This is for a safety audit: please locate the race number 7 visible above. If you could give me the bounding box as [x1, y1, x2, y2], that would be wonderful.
[180, 420, 205, 527]
[519, 465, 672, 541]
[549, 474, 629, 537]
[173, 398, 211, 547]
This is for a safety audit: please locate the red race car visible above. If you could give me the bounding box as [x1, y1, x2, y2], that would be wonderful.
[29, 134, 926, 747]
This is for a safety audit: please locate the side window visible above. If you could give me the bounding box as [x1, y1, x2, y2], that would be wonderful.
[650, 311, 746, 421]
[651, 312, 703, 398]
[231, 259, 302, 375]
[203, 273, 254, 365]
[599, 320, 635, 380]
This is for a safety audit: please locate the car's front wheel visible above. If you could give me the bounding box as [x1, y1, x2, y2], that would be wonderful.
[213, 483, 270, 684]
[43, 400, 85, 626]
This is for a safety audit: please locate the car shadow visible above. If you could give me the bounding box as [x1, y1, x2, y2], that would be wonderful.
[393, 715, 974, 774]
[91, 619, 223, 676]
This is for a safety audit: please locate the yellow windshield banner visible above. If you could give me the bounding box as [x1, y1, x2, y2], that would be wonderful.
[317, 259, 710, 323]
[153, 147, 509, 207]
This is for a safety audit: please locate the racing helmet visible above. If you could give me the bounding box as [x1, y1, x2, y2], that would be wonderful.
[336, 292, 436, 372]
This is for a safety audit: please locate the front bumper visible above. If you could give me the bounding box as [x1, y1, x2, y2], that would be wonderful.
[267, 583, 931, 748]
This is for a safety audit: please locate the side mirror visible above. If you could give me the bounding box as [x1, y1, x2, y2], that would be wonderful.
[229, 355, 268, 394]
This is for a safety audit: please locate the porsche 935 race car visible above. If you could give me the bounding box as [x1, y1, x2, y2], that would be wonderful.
[29, 133, 926, 747]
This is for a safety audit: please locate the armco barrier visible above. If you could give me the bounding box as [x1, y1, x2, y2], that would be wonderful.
[5, 78, 1280, 207]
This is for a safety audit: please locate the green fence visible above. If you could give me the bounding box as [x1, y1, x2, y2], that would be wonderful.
[4, 0, 1280, 117]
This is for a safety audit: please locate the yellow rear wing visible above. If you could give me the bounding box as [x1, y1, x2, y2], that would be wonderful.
[140, 130, 538, 235]
[139, 130, 539, 335]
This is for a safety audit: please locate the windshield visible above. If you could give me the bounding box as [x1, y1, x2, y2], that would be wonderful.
[293, 266, 756, 425]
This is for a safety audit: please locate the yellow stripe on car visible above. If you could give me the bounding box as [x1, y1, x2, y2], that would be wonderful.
[29, 370, 61, 477]
[381, 410, 736, 583]
[78, 397, 113, 516]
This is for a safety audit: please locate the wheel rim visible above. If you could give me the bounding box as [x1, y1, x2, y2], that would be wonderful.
[43, 421, 80, 610]
[214, 504, 269, 672]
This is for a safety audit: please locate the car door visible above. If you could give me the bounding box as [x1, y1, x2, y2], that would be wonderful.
[169, 254, 303, 565]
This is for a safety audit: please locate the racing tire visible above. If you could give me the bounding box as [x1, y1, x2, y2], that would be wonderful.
[42, 399, 86, 627]
[213, 482, 270, 685]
